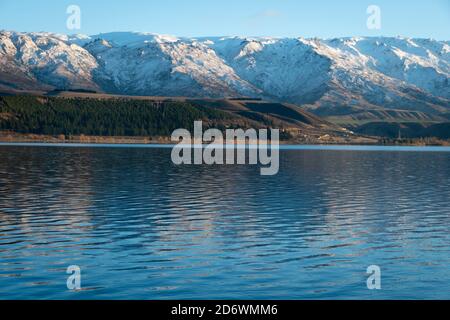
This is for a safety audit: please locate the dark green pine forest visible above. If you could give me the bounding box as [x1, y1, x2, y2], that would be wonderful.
[0, 96, 234, 137]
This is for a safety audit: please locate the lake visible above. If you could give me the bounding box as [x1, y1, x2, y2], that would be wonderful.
[0, 144, 449, 299]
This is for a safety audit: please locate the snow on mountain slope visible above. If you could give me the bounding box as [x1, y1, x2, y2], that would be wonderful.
[82, 33, 261, 97]
[0, 31, 448, 115]
[208, 37, 333, 103]
[324, 37, 450, 99]
[0, 31, 98, 91]
[207, 36, 449, 114]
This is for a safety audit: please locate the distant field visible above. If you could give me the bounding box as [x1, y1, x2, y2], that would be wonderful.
[353, 122, 450, 139]
[1, 93, 448, 145]
[0, 95, 366, 144]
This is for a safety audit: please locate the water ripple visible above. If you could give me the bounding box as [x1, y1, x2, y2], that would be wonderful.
[0, 146, 449, 299]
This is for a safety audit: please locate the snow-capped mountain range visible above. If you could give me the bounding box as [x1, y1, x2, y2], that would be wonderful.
[0, 31, 449, 116]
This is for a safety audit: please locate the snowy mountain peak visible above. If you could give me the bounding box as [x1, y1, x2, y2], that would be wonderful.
[0, 31, 448, 115]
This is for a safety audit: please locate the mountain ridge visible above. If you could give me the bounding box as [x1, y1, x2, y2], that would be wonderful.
[1, 31, 449, 119]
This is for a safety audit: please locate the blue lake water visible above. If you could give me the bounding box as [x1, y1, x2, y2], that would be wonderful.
[0, 144, 449, 299]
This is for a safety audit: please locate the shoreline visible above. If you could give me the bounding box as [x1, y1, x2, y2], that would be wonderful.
[0, 132, 449, 147]
[2, 142, 450, 153]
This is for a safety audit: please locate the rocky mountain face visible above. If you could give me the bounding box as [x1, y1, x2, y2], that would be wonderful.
[0, 31, 449, 117]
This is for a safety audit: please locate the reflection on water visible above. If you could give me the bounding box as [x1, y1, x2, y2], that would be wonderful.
[0, 146, 449, 299]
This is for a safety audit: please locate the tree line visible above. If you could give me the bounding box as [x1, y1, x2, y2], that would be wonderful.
[0, 96, 233, 137]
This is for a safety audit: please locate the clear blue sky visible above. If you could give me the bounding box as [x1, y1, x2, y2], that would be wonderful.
[0, 0, 449, 39]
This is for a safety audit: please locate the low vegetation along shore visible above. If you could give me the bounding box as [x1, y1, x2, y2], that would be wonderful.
[1, 132, 448, 146]
[0, 95, 448, 146]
